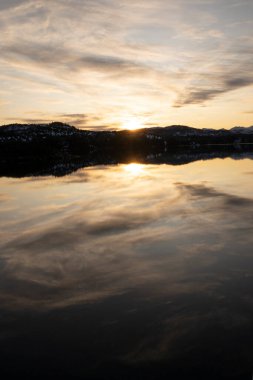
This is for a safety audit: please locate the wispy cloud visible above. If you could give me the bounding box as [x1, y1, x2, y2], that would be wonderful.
[0, 0, 253, 128]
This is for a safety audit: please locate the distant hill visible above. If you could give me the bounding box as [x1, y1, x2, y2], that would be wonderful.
[0, 122, 78, 140]
[1, 122, 253, 177]
[0, 122, 253, 154]
[1, 122, 253, 139]
[0, 122, 253, 166]
[230, 126, 253, 134]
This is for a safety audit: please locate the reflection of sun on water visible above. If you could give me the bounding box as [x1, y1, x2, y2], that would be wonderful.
[124, 163, 145, 177]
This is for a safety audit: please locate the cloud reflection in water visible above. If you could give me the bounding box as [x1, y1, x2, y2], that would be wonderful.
[1, 159, 253, 377]
[0, 159, 253, 312]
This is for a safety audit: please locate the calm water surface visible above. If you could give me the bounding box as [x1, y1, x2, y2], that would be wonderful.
[1, 158, 253, 379]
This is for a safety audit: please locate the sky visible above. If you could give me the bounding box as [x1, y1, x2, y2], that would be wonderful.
[0, 0, 253, 130]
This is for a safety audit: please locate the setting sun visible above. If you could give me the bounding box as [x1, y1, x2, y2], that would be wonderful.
[122, 118, 143, 131]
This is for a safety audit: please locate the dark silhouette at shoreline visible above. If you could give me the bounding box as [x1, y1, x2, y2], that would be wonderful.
[1, 122, 253, 177]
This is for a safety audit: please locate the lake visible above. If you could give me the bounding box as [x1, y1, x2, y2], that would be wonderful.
[0, 157, 253, 379]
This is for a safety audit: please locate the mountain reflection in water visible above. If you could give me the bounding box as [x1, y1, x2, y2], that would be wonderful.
[0, 158, 253, 379]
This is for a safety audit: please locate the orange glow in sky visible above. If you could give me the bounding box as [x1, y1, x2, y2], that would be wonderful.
[0, 1, 253, 131]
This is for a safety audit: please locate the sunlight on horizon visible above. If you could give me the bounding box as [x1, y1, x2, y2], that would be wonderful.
[121, 117, 144, 131]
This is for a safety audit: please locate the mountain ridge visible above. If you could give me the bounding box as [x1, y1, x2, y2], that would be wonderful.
[1, 122, 253, 156]
[1, 121, 253, 177]
[1, 121, 253, 135]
